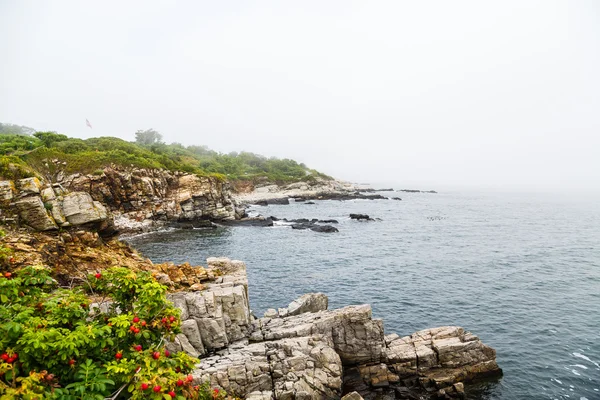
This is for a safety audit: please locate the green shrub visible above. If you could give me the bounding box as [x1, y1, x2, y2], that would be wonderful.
[0, 266, 227, 399]
[0, 156, 37, 180]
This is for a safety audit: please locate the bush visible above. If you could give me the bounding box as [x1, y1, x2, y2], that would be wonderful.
[0, 266, 225, 399]
[0, 156, 37, 181]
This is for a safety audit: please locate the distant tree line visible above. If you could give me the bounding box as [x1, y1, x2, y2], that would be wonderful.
[0, 125, 332, 183]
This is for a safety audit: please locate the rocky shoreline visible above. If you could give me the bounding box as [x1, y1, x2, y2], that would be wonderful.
[166, 258, 501, 399]
[0, 171, 500, 399]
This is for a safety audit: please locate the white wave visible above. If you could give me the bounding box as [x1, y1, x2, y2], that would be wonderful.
[552, 378, 563, 385]
[573, 352, 600, 368]
[570, 364, 588, 370]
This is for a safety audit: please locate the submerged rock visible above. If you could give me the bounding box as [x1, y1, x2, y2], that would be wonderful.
[350, 214, 373, 221]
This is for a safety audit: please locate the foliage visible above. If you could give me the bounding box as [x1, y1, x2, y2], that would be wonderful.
[0, 124, 332, 184]
[0, 156, 37, 180]
[135, 129, 163, 146]
[0, 266, 226, 399]
[0, 123, 35, 136]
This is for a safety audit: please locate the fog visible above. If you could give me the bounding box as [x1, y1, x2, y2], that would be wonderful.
[1, 1, 599, 192]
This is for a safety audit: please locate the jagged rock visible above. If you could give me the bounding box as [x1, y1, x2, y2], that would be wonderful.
[286, 293, 328, 316]
[169, 259, 501, 400]
[342, 391, 364, 400]
[41, 187, 56, 202]
[181, 319, 206, 355]
[16, 177, 41, 195]
[63, 167, 236, 232]
[193, 336, 343, 399]
[13, 196, 58, 231]
[0, 181, 15, 201]
[257, 305, 384, 366]
[263, 308, 278, 318]
[61, 192, 108, 226]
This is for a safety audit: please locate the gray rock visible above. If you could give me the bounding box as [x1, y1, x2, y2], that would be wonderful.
[286, 293, 328, 316]
[13, 196, 57, 231]
[0, 181, 15, 201]
[181, 319, 206, 355]
[62, 192, 108, 226]
[16, 177, 41, 195]
[169, 258, 501, 400]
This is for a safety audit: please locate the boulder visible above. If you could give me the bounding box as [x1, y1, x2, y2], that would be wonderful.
[0, 181, 15, 201]
[286, 293, 328, 316]
[16, 177, 41, 195]
[350, 214, 372, 221]
[342, 392, 364, 400]
[168, 259, 501, 400]
[310, 225, 338, 233]
[61, 192, 108, 226]
[13, 196, 58, 231]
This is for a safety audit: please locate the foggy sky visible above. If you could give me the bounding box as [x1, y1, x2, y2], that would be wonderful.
[1, 1, 599, 192]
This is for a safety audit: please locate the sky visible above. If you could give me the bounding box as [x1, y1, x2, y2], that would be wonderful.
[1, 1, 599, 192]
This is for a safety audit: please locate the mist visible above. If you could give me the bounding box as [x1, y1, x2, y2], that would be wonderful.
[1, 1, 599, 192]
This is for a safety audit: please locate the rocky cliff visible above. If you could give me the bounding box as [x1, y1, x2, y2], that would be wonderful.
[0, 167, 242, 234]
[162, 258, 502, 400]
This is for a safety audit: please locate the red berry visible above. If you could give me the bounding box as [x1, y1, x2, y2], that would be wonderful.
[153, 385, 161, 393]
[187, 374, 193, 382]
[164, 350, 170, 357]
[4, 272, 11, 278]
[0, 353, 8, 361]
[94, 273, 101, 279]
[175, 367, 181, 373]
[133, 316, 140, 323]
[152, 351, 160, 360]
[7, 357, 14, 364]
[12, 353, 17, 360]
[141, 320, 147, 327]
[169, 316, 175, 323]
[176, 379, 184, 387]
[9, 257, 15, 263]
[161, 317, 167, 324]
[68, 359, 75, 365]
[134, 345, 142, 351]
[130, 325, 136, 332]
[168, 391, 176, 398]
[133, 327, 140, 334]
[140, 383, 149, 390]
[115, 352, 123, 360]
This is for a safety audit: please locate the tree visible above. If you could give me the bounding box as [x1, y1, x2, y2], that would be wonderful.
[0, 123, 36, 136]
[135, 129, 163, 146]
[33, 131, 69, 147]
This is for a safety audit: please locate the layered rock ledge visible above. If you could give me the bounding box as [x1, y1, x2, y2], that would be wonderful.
[171, 258, 502, 399]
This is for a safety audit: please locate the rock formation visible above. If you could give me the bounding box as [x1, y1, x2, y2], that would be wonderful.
[63, 168, 238, 231]
[1, 177, 111, 232]
[0, 167, 241, 234]
[169, 258, 501, 399]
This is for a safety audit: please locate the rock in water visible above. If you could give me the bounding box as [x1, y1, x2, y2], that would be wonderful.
[171, 258, 502, 399]
[350, 213, 372, 221]
[310, 225, 338, 233]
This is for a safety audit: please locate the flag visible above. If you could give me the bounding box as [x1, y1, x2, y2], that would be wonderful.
[86, 119, 92, 129]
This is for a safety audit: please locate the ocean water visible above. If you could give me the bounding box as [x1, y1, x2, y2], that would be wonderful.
[126, 191, 600, 399]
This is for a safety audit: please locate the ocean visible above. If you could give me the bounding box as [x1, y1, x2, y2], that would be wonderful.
[125, 190, 600, 399]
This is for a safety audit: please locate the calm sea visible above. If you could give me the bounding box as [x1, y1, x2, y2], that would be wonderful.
[126, 191, 600, 399]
